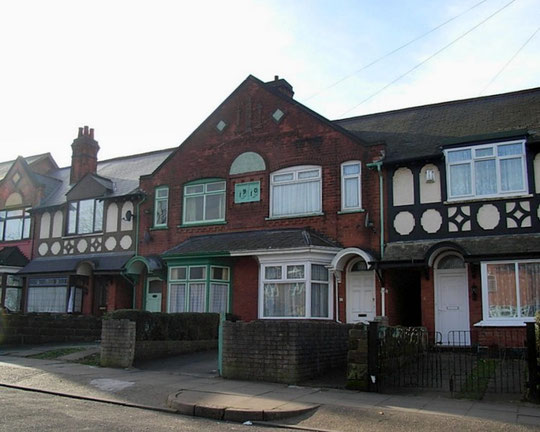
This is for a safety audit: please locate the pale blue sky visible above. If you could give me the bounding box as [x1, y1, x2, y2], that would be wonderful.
[0, 0, 538, 166]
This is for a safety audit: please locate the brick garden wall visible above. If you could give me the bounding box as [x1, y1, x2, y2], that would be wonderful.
[221, 320, 353, 384]
[0, 313, 101, 345]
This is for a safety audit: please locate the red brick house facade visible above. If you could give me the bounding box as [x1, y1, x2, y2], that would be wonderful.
[128, 75, 385, 323]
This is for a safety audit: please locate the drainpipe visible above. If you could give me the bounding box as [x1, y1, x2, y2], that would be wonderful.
[366, 160, 386, 318]
[129, 193, 147, 309]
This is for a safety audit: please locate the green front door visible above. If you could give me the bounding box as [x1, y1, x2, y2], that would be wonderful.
[145, 278, 162, 312]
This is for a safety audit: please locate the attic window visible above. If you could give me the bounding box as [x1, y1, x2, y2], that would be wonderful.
[216, 120, 227, 133]
[272, 108, 285, 123]
[12, 172, 21, 185]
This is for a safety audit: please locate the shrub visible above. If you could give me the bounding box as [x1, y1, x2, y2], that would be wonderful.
[105, 309, 219, 341]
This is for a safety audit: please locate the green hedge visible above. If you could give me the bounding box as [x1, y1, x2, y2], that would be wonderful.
[105, 310, 220, 341]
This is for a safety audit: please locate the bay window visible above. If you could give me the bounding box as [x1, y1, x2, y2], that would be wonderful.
[183, 180, 226, 224]
[168, 264, 230, 313]
[0, 208, 31, 241]
[67, 199, 104, 235]
[445, 140, 527, 200]
[261, 262, 330, 319]
[27, 277, 82, 313]
[270, 166, 322, 217]
[481, 260, 540, 323]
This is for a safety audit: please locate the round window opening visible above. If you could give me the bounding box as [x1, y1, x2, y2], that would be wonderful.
[436, 254, 465, 270]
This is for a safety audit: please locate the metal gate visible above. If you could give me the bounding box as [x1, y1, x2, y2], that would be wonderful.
[375, 326, 528, 399]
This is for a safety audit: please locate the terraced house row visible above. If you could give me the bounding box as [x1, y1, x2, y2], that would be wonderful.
[1, 75, 539, 344]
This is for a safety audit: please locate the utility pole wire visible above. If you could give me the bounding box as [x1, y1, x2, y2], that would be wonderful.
[340, 0, 518, 117]
[479, 25, 540, 95]
[303, 0, 490, 102]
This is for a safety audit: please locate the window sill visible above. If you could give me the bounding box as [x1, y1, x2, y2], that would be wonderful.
[62, 232, 103, 239]
[150, 226, 168, 231]
[338, 209, 365, 215]
[473, 319, 533, 327]
[178, 221, 227, 228]
[266, 212, 324, 221]
[444, 193, 533, 205]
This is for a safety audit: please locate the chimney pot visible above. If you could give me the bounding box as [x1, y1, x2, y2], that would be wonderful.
[90, 128, 94, 138]
[274, 75, 279, 81]
[78, 127, 83, 137]
[84, 125, 89, 135]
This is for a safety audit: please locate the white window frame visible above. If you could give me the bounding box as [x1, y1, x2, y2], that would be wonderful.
[154, 186, 169, 227]
[479, 259, 539, 326]
[259, 260, 332, 319]
[341, 161, 362, 211]
[182, 180, 226, 225]
[270, 165, 322, 218]
[444, 140, 528, 201]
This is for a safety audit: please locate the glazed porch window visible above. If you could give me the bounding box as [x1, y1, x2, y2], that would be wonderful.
[262, 263, 329, 318]
[168, 265, 229, 313]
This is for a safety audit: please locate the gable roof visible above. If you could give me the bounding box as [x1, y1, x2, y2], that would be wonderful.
[335, 87, 540, 163]
[35, 148, 174, 210]
[0, 153, 56, 182]
[163, 228, 342, 257]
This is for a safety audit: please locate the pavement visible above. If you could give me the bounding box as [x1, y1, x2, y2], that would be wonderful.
[0, 343, 539, 430]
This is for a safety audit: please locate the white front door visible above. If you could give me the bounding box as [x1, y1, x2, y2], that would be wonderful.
[145, 278, 162, 312]
[435, 269, 470, 345]
[347, 270, 375, 323]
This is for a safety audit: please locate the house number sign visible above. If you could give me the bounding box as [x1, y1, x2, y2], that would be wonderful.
[234, 181, 260, 203]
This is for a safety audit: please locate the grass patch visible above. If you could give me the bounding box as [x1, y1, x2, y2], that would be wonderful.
[455, 359, 498, 400]
[27, 347, 88, 360]
[76, 353, 101, 367]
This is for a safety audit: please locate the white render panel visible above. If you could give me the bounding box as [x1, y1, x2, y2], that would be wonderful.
[5, 192, 23, 207]
[535, 153, 540, 193]
[419, 164, 441, 204]
[52, 211, 63, 238]
[40, 212, 51, 239]
[38, 242, 48, 256]
[120, 201, 134, 231]
[477, 204, 500, 230]
[50, 241, 61, 255]
[421, 209, 443, 233]
[105, 236, 117, 251]
[393, 168, 414, 206]
[120, 235, 133, 250]
[77, 239, 88, 253]
[106, 203, 118, 233]
[394, 211, 415, 235]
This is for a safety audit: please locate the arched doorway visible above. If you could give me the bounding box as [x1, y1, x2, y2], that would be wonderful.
[434, 253, 470, 345]
[346, 258, 375, 324]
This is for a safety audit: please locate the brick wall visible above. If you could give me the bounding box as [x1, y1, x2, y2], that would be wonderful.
[138, 78, 382, 259]
[100, 319, 135, 368]
[0, 313, 101, 345]
[346, 325, 369, 390]
[221, 320, 353, 384]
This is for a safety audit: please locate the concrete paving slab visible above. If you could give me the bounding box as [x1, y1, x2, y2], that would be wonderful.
[467, 407, 518, 423]
[517, 405, 540, 416]
[517, 414, 540, 426]
[377, 395, 430, 410]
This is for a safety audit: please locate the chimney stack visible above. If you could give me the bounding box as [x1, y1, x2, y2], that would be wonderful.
[265, 75, 294, 98]
[70, 125, 100, 184]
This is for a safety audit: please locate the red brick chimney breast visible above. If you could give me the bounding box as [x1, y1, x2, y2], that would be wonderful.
[70, 125, 100, 184]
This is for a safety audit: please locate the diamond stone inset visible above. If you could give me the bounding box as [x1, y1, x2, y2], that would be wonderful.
[272, 108, 285, 122]
[216, 120, 227, 132]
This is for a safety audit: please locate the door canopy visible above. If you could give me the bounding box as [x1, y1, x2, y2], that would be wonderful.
[330, 248, 375, 272]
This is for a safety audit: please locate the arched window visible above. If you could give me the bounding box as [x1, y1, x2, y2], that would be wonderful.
[436, 254, 465, 269]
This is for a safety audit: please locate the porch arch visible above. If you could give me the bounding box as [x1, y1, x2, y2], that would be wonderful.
[330, 247, 375, 272]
